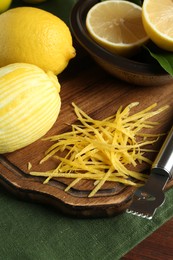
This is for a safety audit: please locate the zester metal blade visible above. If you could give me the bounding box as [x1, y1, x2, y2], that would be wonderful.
[127, 172, 169, 219]
[127, 125, 173, 219]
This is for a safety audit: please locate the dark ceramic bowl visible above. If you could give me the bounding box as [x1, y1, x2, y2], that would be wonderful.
[70, 0, 173, 86]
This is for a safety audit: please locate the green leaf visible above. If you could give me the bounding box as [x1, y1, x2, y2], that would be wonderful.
[144, 45, 173, 76]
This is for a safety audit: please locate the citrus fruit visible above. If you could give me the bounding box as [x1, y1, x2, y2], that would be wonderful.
[0, 0, 12, 13]
[0, 7, 76, 75]
[142, 0, 173, 51]
[0, 63, 61, 154]
[86, 0, 149, 57]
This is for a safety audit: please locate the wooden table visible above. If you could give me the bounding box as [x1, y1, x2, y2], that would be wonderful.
[123, 217, 173, 259]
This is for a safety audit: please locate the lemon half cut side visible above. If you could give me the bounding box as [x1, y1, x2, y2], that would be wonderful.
[86, 0, 149, 57]
[142, 0, 173, 51]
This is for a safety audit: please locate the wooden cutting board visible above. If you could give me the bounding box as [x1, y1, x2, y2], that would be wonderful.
[0, 43, 173, 218]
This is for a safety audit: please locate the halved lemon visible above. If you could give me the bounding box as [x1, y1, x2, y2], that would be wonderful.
[86, 0, 149, 57]
[142, 0, 173, 51]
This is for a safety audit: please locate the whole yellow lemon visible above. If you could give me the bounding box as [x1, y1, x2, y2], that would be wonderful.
[0, 7, 76, 75]
[0, 0, 12, 13]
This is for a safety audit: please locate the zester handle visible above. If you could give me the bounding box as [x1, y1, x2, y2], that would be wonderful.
[152, 125, 173, 178]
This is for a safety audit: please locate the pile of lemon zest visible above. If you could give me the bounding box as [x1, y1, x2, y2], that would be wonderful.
[30, 102, 169, 197]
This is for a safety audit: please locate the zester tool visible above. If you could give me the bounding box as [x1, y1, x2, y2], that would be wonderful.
[127, 125, 173, 219]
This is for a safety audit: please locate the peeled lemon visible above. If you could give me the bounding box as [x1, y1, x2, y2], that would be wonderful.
[86, 0, 149, 57]
[0, 63, 61, 154]
[0, 7, 76, 75]
[142, 0, 173, 51]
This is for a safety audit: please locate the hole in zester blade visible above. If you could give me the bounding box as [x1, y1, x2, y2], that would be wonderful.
[140, 191, 156, 201]
[135, 189, 156, 201]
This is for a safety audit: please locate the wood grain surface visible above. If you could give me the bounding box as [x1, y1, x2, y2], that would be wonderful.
[122, 217, 173, 260]
[0, 43, 173, 217]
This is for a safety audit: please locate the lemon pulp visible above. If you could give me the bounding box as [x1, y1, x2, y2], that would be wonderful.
[142, 0, 173, 51]
[86, 0, 149, 57]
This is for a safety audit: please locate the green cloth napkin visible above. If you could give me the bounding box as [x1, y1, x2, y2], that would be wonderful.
[0, 186, 173, 260]
[1, 1, 173, 259]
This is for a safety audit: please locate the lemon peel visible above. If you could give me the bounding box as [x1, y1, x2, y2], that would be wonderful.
[0, 63, 61, 154]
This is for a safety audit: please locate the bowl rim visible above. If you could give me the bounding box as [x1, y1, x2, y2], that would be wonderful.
[70, 0, 167, 76]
